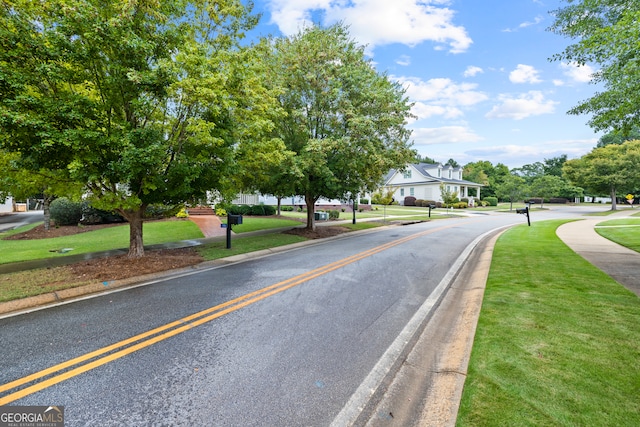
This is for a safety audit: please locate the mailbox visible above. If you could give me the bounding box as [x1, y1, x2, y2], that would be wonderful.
[228, 214, 243, 225]
[515, 206, 531, 226]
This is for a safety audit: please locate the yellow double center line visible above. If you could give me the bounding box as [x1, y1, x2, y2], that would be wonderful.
[0, 225, 449, 405]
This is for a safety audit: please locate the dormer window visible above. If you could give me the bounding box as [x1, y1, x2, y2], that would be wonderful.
[403, 170, 412, 179]
[448, 170, 452, 179]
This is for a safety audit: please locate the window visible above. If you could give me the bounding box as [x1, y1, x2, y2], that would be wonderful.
[410, 187, 415, 196]
[448, 170, 452, 179]
[438, 169, 441, 178]
[403, 170, 412, 179]
[400, 188, 405, 196]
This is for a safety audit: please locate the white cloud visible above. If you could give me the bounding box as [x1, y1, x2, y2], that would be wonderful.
[463, 66, 483, 77]
[466, 138, 597, 167]
[410, 102, 463, 120]
[560, 62, 595, 83]
[411, 126, 484, 145]
[485, 91, 558, 120]
[503, 15, 544, 32]
[396, 55, 411, 66]
[396, 76, 488, 106]
[267, 0, 472, 53]
[509, 64, 542, 84]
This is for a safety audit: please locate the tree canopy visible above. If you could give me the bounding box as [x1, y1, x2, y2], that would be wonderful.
[549, 0, 640, 133]
[0, 0, 275, 256]
[266, 24, 415, 229]
[563, 140, 640, 210]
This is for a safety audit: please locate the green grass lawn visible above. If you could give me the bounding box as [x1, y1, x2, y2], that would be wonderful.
[457, 220, 640, 426]
[221, 216, 302, 233]
[0, 220, 204, 264]
[595, 218, 640, 253]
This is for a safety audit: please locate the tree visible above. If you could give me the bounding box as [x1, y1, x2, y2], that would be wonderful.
[543, 155, 568, 177]
[440, 183, 459, 206]
[463, 160, 510, 199]
[563, 140, 640, 210]
[445, 158, 460, 167]
[0, 0, 273, 257]
[512, 162, 545, 184]
[597, 127, 640, 147]
[268, 24, 415, 230]
[549, 0, 640, 133]
[529, 175, 565, 208]
[0, 151, 82, 230]
[414, 153, 437, 164]
[494, 174, 526, 211]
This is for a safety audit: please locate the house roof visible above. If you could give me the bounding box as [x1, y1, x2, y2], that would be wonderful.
[385, 163, 484, 187]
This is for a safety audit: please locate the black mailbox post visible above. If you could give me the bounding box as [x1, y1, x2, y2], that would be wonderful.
[226, 214, 243, 249]
[516, 206, 530, 226]
[428, 204, 436, 218]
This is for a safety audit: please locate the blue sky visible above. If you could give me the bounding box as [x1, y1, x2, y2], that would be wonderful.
[245, 0, 600, 169]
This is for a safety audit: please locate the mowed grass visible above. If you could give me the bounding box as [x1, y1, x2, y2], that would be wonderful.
[0, 220, 204, 264]
[595, 218, 640, 253]
[221, 216, 302, 233]
[457, 220, 640, 426]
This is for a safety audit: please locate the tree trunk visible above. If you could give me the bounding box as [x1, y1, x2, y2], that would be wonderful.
[305, 194, 316, 231]
[277, 196, 282, 216]
[120, 206, 147, 258]
[610, 186, 617, 211]
[42, 195, 55, 231]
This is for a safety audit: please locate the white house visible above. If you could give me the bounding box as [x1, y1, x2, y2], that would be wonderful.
[0, 197, 13, 213]
[238, 162, 481, 208]
[383, 163, 482, 205]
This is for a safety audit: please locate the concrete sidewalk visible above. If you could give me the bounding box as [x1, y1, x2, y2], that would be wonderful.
[556, 209, 640, 297]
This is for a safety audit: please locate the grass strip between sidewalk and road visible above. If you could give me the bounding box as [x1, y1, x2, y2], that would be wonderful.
[457, 219, 640, 426]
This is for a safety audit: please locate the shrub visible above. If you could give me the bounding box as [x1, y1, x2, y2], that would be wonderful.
[359, 198, 369, 204]
[50, 197, 83, 226]
[415, 199, 425, 207]
[226, 204, 251, 215]
[454, 202, 468, 209]
[248, 204, 276, 216]
[484, 196, 498, 207]
[329, 210, 340, 219]
[144, 204, 181, 219]
[461, 197, 469, 203]
[404, 196, 417, 206]
[176, 208, 189, 218]
[549, 198, 569, 204]
[280, 206, 294, 212]
[215, 208, 227, 216]
[81, 203, 125, 224]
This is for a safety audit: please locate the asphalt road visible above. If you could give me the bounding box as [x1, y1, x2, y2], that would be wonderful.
[0, 209, 581, 426]
[0, 211, 44, 233]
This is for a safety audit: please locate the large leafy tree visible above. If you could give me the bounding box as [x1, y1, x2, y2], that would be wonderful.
[597, 126, 640, 147]
[267, 24, 415, 230]
[0, 150, 82, 230]
[528, 175, 565, 208]
[563, 140, 640, 210]
[0, 0, 273, 257]
[549, 0, 640, 133]
[494, 174, 526, 211]
[463, 160, 510, 199]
